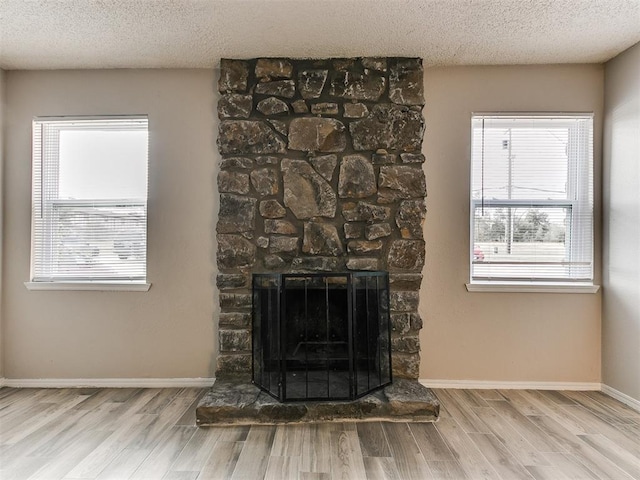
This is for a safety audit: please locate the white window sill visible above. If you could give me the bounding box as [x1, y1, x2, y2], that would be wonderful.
[25, 282, 151, 292]
[465, 282, 600, 294]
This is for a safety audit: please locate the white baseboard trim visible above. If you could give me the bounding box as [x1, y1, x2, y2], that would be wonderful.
[1, 377, 216, 389]
[601, 384, 640, 413]
[419, 379, 601, 391]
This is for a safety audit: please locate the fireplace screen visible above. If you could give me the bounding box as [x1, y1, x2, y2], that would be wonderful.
[252, 271, 392, 402]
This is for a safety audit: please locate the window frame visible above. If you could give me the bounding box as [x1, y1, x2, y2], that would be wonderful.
[26, 115, 151, 291]
[467, 113, 596, 292]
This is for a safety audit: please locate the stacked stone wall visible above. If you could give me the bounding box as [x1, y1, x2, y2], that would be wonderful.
[216, 57, 426, 379]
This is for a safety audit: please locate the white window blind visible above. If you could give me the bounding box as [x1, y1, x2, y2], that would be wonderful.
[31, 116, 149, 283]
[470, 114, 594, 284]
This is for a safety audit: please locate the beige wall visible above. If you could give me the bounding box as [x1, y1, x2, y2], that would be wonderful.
[0, 68, 4, 378]
[420, 65, 603, 383]
[2, 65, 604, 383]
[603, 42, 640, 401]
[3, 70, 217, 379]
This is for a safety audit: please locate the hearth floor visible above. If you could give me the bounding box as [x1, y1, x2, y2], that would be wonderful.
[196, 377, 439, 426]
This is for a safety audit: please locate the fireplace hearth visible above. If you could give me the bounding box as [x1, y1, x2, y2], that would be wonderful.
[252, 272, 391, 401]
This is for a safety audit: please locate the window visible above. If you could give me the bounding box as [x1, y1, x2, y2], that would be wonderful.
[470, 114, 594, 286]
[29, 116, 149, 287]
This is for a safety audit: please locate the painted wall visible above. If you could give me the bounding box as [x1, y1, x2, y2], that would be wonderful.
[3, 65, 603, 384]
[0, 68, 5, 378]
[603, 42, 640, 402]
[3, 70, 217, 379]
[420, 65, 603, 384]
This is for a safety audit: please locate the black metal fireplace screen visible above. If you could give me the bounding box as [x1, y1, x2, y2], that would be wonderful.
[252, 271, 392, 402]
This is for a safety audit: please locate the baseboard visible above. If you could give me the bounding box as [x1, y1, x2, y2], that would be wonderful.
[601, 384, 640, 413]
[0, 377, 5, 388]
[419, 379, 601, 391]
[1, 377, 216, 389]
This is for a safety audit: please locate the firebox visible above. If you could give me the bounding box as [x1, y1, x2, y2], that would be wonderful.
[252, 271, 392, 402]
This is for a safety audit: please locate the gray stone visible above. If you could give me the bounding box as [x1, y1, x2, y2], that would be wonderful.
[259, 199, 286, 218]
[281, 159, 337, 219]
[217, 274, 248, 290]
[220, 329, 251, 352]
[384, 378, 438, 414]
[302, 222, 344, 255]
[361, 57, 387, 72]
[391, 313, 411, 335]
[333, 58, 356, 71]
[390, 291, 420, 312]
[215, 354, 252, 379]
[344, 223, 363, 239]
[410, 313, 423, 331]
[311, 103, 339, 115]
[219, 312, 251, 328]
[217, 234, 256, 270]
[196, 378, 439, 426]
[346, 257, 379, 270]
[291, 99, 309, 113]
[218, 120, 286, 154]
[310, 154, 337, 181]
[256, 155, 279, 165]
[291, 256, 342, 272]
[389, 273, 422, 290]
[347, 240, 383, 255]
[298, 70, 328, 99]
[391, 353, 420, 379]
[256, 97, 289, 116]
[217, 194, 256, 233]
[288, 118, 346, 152]
[218, 171, 249, 194]
[219, 59, 249, 93]
[396, 199, 426, 239]
[220, 156, 253, 169]
[267, 120, 288, 136]
[379, 166, 426, 201]
[255, 58, 293, 79]
[269, 236, 299, 254]
[390, 312, 422, 334]
[365, 223, 392, 240]
[400, 153, 425, 164]
[256, 236, 269, 248]
[250, 168, 279, 196]
[342, 201, 390, 223]
[330, 71, 386, 101]
[388, 240, 425, 271]
[264, 254, 286, 269]
[350, 104, 424, 152]
[255, 80, 296, 98]
[343, 103, 369, 118]
[371, 152, 397, 164]
[389, 58, 424, 106]
[264, 219, 297, 235]
[338, 154, 377, 199]
[218, 94, 253, 119]
[219, 293, 252, 310]
[391, 335, 420, 354]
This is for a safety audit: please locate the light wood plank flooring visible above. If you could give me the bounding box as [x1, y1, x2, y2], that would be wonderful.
[1, 386, 639, 479]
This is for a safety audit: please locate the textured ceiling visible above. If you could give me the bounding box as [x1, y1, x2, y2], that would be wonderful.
[1, 0, 639, 70]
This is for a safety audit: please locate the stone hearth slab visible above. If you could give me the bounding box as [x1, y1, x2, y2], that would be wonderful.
[196, 378, 439, 426]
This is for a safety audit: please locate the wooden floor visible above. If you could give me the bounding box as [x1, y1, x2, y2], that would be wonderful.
[1, 387, 639, 480]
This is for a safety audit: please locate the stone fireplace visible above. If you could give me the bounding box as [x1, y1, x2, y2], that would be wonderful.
[214, 57, 427, 383]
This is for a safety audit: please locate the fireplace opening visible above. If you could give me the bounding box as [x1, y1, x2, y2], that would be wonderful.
[252, 272, 392, 402]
